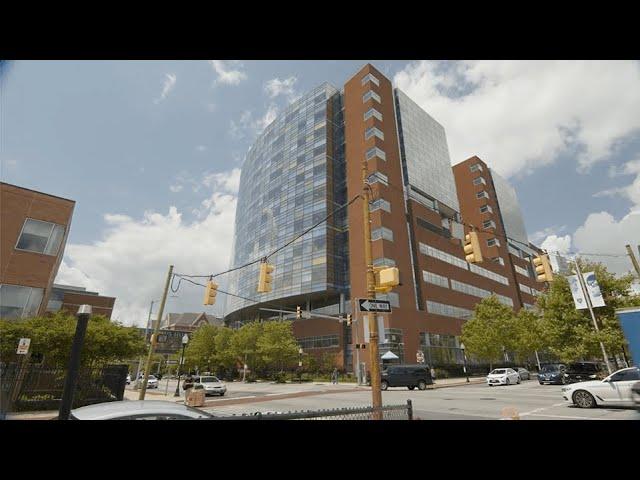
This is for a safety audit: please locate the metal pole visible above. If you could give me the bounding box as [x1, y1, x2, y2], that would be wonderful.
[362, 159, 382, 419]
[625, 244, 640, 278]
[139, 265, 174, 400]
[535, 350, 541, 371]
[58, 305, 92, 420]
[135, 300, 155, 389]
[174, 342, 186, 397]
[574, 258, 612, 375]
[462, 348, 469, 383]
[354, 309, 361, 385]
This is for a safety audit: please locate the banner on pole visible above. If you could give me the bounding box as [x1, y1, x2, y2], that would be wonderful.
[582, 272, 606, 308]
[616, 307, 640, 366]
[568, 275, 588, 310]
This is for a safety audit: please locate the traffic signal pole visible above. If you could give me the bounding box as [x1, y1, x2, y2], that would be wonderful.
[362, 159, 383, 420]
[139, 264, 174, 400]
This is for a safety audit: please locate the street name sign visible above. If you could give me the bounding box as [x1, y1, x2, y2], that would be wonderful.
[357, 298, 391, 313]
[17, 338, 31, 355]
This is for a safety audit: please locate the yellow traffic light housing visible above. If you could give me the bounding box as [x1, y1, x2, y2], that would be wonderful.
[464, 231, 483, 263]
[257, 262, 275, 293]
[378, 267, 399, 289]
[296, 306, 302, 320]
[203, 280, 218, 305]
[346, 314, 352, 327]
[533, 254, 553, 282]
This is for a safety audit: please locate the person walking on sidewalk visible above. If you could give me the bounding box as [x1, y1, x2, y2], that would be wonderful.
[331, 368, 339, 385]
[182, 374, 194, 397]
[430, 367, 437, 383]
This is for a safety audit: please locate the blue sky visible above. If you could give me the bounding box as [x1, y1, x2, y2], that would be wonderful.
[2, 60, 639, 325]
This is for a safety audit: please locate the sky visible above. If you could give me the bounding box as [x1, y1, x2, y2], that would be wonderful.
[1, 60, 639, 326]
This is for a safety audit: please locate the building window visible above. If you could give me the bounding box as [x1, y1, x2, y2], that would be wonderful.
[426, 300, 472, 320]
[469, 263, 509, 285]
[365, 126, 384, 141]
[472, 177, 486, 186]
[519, 284, 533, 295]
[0, 284, 44, 319]
[482, 220, 496, 230]
[487, 238, 500, 247]
[476, 191, 489, 200]
[367, 171, 388, 186]
[364, 108, 383, 122]
[361, 73, 380, 86]
[450, 279, 490, 299]
[370, 198, 391, 213]
[423, 271, 449, 288]
[470, 163, 483, 172]
[363, 90, 382, 103]
[514, 265, 530, 277]
[16, 218, 66, 256]
[373, 257, 396, 267]
[371, 227, 394, 242]
[492, 257, 505, 266]
[419, 243, 468, 270]
[480, 205, 493, 214]
[366, 147, 386, 161]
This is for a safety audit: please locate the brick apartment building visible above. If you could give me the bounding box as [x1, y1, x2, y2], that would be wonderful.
[46, 283, 116, 319]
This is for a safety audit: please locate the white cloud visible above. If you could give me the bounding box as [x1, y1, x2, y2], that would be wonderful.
[594, 157, 640, 207]
[264, 76, 298, 101]
[208, 60, 247, 86]
[56, 169, 241, 326]
[154, 73, 176, 104]
[229, 105, 278, 140]
[540, 234, 572, 255]
[394, 61, 640, 177]
[202, 168, 241, 194]
[169, 184, 183, 193]
[530, 225, 567, 244]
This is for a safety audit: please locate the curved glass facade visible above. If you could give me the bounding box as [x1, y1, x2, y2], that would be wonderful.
[225, 84, 348, 321]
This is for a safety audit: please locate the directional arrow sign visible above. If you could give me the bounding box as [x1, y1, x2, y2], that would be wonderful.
[358, 298, 391, 313]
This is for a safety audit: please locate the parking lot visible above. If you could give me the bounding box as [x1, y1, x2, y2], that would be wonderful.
[194, 379, 639, 420]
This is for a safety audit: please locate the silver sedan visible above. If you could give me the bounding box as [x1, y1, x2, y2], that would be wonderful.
[516, 368, 530, 381]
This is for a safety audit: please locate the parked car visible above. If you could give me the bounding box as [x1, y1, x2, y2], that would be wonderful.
[563, 362, 607, 384]
[147, 375, 159, 389]
[486, 368, 520, 386]
[69, 400, 215, 420]
[561, 366, 640, 408]
[631, 381, 640, 410]
[126, 374, 131, 385]
[538, 364, 567, 384]
[381, 365, 433, 390]
[195, 376, 227, 396]
[515, 368, 530, 381]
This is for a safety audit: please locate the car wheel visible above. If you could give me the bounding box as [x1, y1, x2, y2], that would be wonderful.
[418, 380, 427, 391]
[489, 384, 494, 387]
[219, 392, 225, 396]
[506, 378, 510, 385]
[561, 376, 567, 385]
[573, 390, 596, 408]
[408, 386, 416, 390]
[381, 380, 389, 391]
[517, 377, 521, 384]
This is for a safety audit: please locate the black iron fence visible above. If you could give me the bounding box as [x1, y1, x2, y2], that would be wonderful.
[215, 400, 413, 420]
[0, 363, 128, 414]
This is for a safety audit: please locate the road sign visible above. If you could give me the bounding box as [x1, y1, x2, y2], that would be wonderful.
[16, 338, 31, 355]
[357, 298, 391, 313]
[416, 351, 425, 363]
[166, 360, 178, 365]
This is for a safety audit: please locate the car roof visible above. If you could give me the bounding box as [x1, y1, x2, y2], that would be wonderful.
[70, 401, 213, 420]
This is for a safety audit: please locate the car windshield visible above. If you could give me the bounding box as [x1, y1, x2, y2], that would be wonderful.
[200, 377, 219, 383]
[490, 369, 506, 375]
[148, 376, 157, 380]
[541, 366, 559, 372]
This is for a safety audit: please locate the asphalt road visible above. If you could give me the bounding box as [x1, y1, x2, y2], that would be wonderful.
[197, 380, 639, 420]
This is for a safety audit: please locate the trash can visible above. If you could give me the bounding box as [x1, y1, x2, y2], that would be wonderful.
[186, 388, 205, 407]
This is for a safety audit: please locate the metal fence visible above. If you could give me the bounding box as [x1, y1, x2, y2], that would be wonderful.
[0, 363, 128, 414]
[215, 400, 413, 420]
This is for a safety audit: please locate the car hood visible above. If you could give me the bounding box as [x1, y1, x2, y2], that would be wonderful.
[565, 380, 602, 389]
[487, 374, 507, 378]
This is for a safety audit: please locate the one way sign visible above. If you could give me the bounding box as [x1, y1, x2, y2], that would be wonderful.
[358, 298, 391, 313]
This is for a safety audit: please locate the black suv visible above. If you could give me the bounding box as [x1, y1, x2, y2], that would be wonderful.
[381, 365, 433, 391]
[564, 362, 606, 384]
[538, 364, 567, 384]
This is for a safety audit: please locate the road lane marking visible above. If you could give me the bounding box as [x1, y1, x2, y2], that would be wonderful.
[525, 413, 605, 420]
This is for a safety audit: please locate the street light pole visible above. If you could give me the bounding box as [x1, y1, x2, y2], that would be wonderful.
[298, 347, 303, 383]
[460, 342, 469, 383]
[134, 299, 156, 389]
[174, 334, 189, 397]
[58, 305, 92, 420]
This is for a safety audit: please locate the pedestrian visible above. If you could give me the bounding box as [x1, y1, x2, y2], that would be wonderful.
[430, 367, 436, 382]
[183, 374, 194, 396]
[331, 368, 339, 385]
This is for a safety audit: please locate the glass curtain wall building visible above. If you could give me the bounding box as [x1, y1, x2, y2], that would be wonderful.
[224, 84, 348, 323]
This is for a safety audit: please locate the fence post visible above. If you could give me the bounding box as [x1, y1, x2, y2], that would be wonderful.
[407, 399, 413, 421]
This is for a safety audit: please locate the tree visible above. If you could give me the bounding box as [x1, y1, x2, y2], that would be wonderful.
[0, 312, 146, 367]
[513, 308, 546, 365]
[256, 321, 299, 372]
[461, 295, 517, 368]
[183, 325, 220, 372]
[536, 259, 640, 365]
[230, 321, 264, 372]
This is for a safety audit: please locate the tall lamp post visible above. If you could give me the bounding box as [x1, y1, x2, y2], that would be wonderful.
[460, 342, 470, 383]
[174, 334, 189, 397]
[298, 347, 303, 383]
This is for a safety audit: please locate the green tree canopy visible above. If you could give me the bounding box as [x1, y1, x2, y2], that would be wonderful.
[0, 312, 146, 367]
[256, 321, 299, 371]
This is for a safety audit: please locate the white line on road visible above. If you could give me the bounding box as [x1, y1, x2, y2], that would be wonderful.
[525, 413, 605, 420]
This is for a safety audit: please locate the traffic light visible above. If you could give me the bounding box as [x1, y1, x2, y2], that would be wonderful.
[377, 267, 399, 292]
[296, 306, 302, 320]
[257, 262, 275, 293]
[346, 314, 352, 327]
[464, 231, 483, 263]
[533, 254, 553, 282]
[203, 280, 218, 305]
